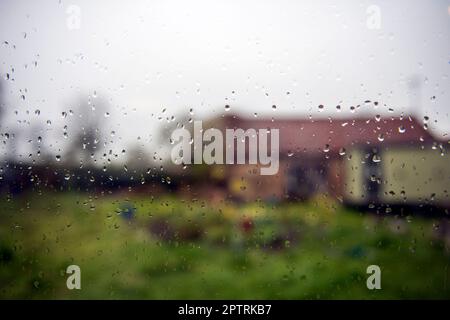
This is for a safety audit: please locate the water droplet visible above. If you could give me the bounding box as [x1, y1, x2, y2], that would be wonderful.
[372, 154, 381, 163]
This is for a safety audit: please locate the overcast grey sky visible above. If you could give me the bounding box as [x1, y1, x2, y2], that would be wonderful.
[1, 0, 449, 161]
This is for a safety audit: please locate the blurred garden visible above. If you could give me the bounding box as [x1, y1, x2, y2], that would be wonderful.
[1, 191, 449, 299]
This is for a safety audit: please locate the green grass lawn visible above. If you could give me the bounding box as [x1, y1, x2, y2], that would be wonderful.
[0, 191, 449, 299]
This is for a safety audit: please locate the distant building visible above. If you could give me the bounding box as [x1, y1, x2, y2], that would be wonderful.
[195, 114, 449, 207]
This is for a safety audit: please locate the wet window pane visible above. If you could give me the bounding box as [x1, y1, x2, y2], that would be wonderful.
[0, 0, 449, 300]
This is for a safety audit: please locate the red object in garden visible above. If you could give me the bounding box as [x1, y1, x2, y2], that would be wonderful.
[241, 217, 254, 234]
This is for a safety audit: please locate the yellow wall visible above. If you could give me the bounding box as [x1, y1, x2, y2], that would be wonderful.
[344, 149, 366, 204]
[381, 147, 450, 205]
[345, 146, 450, 206]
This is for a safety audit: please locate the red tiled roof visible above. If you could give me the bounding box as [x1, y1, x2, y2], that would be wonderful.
[221, 114, 440, 156]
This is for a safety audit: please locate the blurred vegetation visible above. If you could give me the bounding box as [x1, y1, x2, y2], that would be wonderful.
[0, 191, 449, 299]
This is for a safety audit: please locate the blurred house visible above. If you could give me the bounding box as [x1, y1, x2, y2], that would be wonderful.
[198, 114, 449, 207]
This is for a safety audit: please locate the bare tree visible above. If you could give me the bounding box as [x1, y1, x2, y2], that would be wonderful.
[64, 93, 110, 168]
[0, 80, 3, 124]
[158, 110, 193, 148]
[0, 80, 15, 162]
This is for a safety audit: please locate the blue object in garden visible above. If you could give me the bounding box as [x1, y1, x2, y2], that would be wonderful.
[120, 203, 135, 220]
